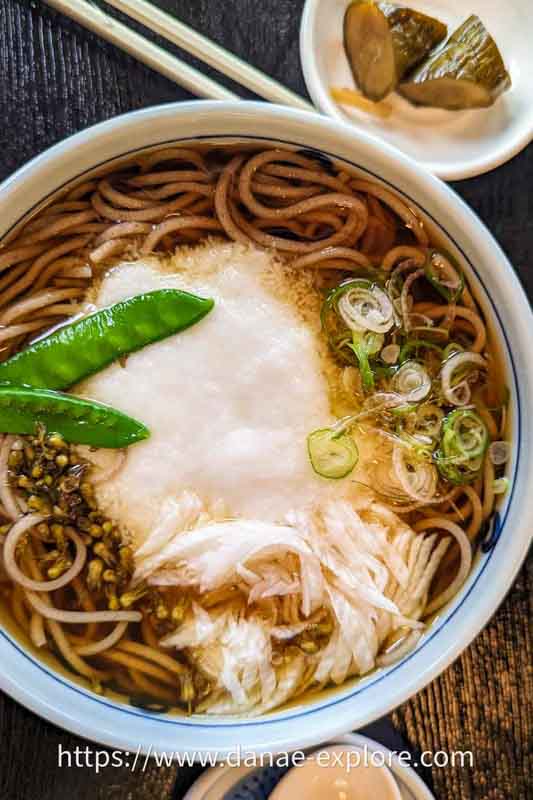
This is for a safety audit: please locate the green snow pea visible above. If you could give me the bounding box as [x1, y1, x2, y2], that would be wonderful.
[0, 289, 214, 390]
[0, 385, 149, 448]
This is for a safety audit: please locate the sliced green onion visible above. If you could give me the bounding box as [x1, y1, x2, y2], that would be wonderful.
[320, 279, 371, 364]
[392, 360, 431, 402]
[398, 432, 434, 458]
[307, 427, 359, 479]
[391, 403, 417, 417]
[321, 279, 372, 331]
[392, 443, 437, 502]
[415, 403, 444, 439]
[488, 441, 510, 465]
[347, 330, 384, 391]
[373, 364, 396, 380]
[441, 351, 487, 406]
[386, 270, 404, 303]
[381, 343, 400, 364]
[424, 249, 464, 302]
[321, 279, 393, 384]
[337, 282, 395, 334]
[442, 409, 488, 459]
[442, 341, 464, 360]
[408, 325, 450, 343]
[435, 456, 470, 485]
[435, 408, 488, 484]
[493, 477, 509, 495]
[399, 338, 443, 363]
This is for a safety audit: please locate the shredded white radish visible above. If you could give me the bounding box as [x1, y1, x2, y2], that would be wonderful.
[3, 515, 87, 592]
[143, 492, 457, 712]
[134, 492, 202, 562]
[134, 516, 313, 588]
[270, 621, 314, 639]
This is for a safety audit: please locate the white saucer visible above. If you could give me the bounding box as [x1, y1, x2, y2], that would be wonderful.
[300, 0, 533, 179]
[182, 733, 436, 800]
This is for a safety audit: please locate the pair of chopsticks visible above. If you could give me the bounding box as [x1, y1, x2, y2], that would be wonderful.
[43, 0, 313, 111]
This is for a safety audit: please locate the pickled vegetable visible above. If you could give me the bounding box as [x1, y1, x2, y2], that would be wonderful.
[343, 1, 447, 101]
[399, 15, 511, 109]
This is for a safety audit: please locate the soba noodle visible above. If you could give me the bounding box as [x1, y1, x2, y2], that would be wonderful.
[0, 144, 508, 714]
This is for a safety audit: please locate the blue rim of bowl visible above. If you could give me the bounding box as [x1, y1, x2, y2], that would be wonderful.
[0, 133, 521, 729]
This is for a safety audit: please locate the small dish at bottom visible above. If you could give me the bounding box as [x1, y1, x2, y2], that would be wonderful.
[183, 733, 436, 800]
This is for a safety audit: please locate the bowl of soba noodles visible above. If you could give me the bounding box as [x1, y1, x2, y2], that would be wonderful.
[0, 101, 530, 755]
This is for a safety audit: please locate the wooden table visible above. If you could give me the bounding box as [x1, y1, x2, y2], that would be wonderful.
[0, 2, 531, 798]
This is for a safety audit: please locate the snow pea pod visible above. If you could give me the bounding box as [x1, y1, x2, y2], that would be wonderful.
[0, 386, 149, 448]
[0, 289, 214, 390]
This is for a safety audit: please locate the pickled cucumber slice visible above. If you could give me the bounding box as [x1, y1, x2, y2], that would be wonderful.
[399, 15, 511, 109]
[343, 1, 447, 101]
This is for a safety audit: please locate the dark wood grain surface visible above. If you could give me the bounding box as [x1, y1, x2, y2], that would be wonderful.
[0, 2, 531, 798]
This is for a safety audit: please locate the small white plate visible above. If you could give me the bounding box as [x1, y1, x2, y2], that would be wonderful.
[300, 0, 533, 179]
[182, 734, 436, 800]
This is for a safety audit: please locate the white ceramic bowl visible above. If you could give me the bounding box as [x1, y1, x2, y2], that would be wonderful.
[0, 101, 531, 756]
